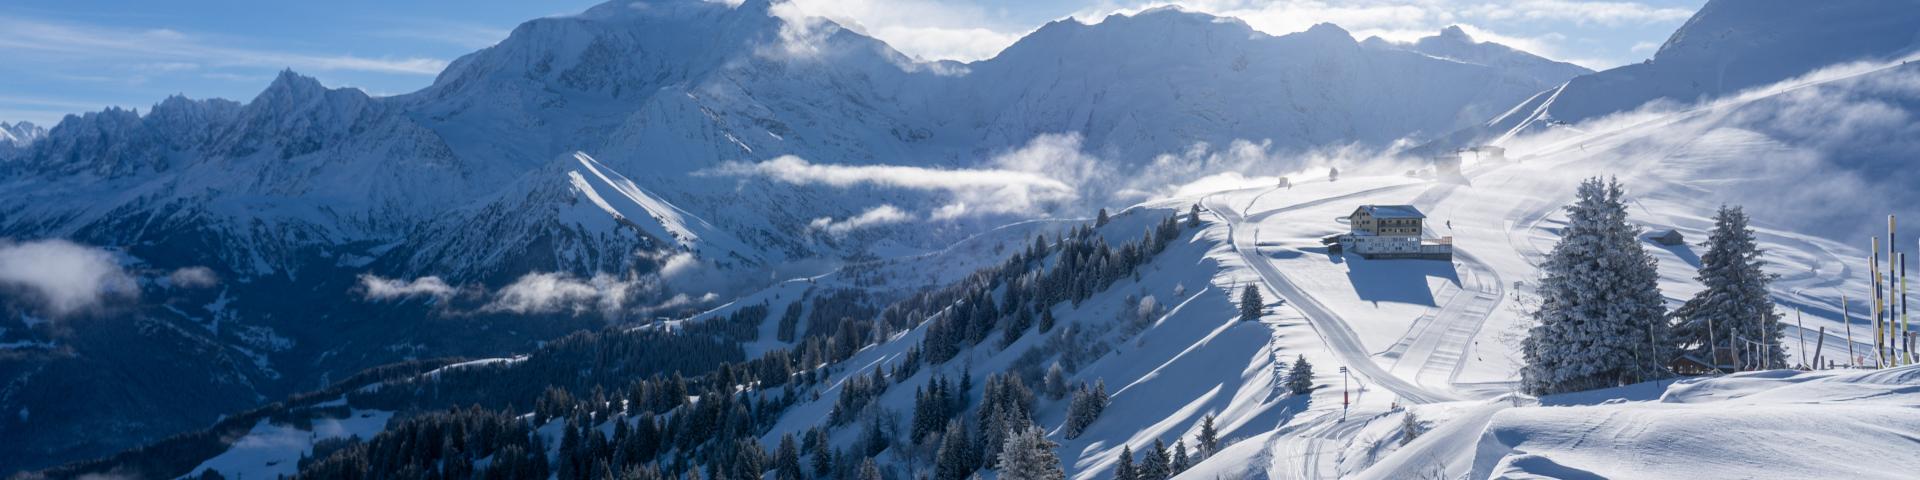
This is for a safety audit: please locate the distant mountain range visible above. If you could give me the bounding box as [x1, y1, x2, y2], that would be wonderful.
[20, 0, 1919, 473]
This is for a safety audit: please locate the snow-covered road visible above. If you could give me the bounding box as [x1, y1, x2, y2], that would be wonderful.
[1206, 191, 1458, 405]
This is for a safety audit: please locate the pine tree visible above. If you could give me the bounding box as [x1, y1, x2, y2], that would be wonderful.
[1097, 208, 1111, 227]
[1285, 355, 1314, 394]
[775, 434, 805, 480]
[1196, 414, 1219, 456]
[1138, 439, 1171, 480]
[1063, 381, 1108, 439]
[1399, 411, 1423, 446]
[1038, 308, 1057, 333]
[935, 420, 977, 480]
[1328, 166, 1340, 182]
[810, 430, 834, 478]
[1043, 363, 1068, 400]
[1171, 439, 1190, 473]
[997, 425, 1066, 480]
[1523, 177, 1676, 395]
[857, 458, 883, 480]
[1673, 205, 1783, 369]
[1240, 285, 1264, 322]
[1187, 204, 1202, 228]
[1113, 445, 1138, 480]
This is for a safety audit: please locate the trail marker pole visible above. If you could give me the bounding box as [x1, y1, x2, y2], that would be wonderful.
[1797, 309, 1808, 369]
[1813, 326, 1827, 370]
[1340, 366, 1350, 418]
[1844, 294, 1856, 368]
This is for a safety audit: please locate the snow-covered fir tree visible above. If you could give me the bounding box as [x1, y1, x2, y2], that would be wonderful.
[1138, 439, 1172, 480]
[1671, 205, 1783, 369]
[976, 374, 1036, 468]
[1523, 177, 1677, 395]
[1043, 363, 1069, 400]
[1196, 414, 1220, 456]
[1113, 445, 1138, 480]
[935, 419, 978, 480]
[1171, 439, 1191, 472]
[996, 425, 1065, 480]
[1063, 379, 1109, 439]
[1285, 355, 1314, 394]
[1240, 284, 1264, 322]
[775, 434, 803, 480]
[1400, 411, 1423, 446]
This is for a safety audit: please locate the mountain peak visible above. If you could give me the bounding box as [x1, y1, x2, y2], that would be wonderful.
[1301, 23, 1355, 43]
[257, 69, 328, 101]
[0, 120, 46, 146]
[1437, 25, 1473, 42]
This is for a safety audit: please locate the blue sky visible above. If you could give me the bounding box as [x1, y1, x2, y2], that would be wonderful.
[0, 0, 1705, 126]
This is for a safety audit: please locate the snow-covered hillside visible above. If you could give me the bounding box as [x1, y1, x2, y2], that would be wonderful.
[16, 0, 1920, 478]
[0, 0, 1590, 471]
[1171, 44, 1920, 480]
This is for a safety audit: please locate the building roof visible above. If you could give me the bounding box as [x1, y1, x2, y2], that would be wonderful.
[1353, 205, 1425, 219]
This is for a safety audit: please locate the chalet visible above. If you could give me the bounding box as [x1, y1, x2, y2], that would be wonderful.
[1324, 205, 1452, 260]
[1647, 229, 1685, 246]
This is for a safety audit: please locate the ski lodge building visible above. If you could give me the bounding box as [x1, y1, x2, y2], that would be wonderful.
[1324, 205, 1452, 260]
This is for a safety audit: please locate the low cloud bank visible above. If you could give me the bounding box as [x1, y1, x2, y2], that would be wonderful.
[810, 205, 914, 235]
[483, 272, 644, 315]
[359, 274, 457, 301]
[0, 239, 136, 316]
[168, 266, 220, 289]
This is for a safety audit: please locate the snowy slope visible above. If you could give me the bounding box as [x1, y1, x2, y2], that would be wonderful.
[0, 2, 1592, 469]
[23, 0, 1920, 477]
[1466, 366, 1920, 480]
[1177, 49, 1920, 480]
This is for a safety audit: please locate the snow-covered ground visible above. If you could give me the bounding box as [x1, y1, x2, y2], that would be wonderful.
[1173, 53, 1920, 480]
[182, 407, 394, 479]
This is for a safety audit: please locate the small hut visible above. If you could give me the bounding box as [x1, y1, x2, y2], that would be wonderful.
[1647, 229, 1685, 246]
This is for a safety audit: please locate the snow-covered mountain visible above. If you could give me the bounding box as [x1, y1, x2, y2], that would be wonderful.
[0, 0, 1592, 472]
[0, 121, 43, 147]
[0, 121, 46, 159]
[1471, 0, 1920, 143]
[1362, 26, 1592, 91]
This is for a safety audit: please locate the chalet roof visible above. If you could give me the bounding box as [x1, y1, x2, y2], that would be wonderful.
[1353, 205, 1425, 219]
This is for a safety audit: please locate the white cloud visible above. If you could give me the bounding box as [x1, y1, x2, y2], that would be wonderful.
[706, 152, 1079, 218]
[775, 0, 1028, 62]
[710, 155, 1070, 191]
[1495, 58, 1920, 242]
[0, 15, 447, 76]
[359, 274, 457, 301]
[167, 267, 220, 289]
[0, 239, 137, 316]
[1462, 0, 1693, 27]
[1071, 0, 1695, 69]
[655, 251, 702, 281]
[810, 205, 915, 235]
[484, 272, 646, 315]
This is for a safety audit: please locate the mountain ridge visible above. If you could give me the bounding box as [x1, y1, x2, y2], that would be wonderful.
[0, 0, 1589, 472]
